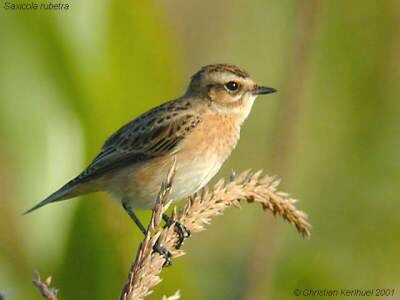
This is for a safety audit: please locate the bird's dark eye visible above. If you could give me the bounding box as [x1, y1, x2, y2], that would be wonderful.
[225, 81, 239, 92]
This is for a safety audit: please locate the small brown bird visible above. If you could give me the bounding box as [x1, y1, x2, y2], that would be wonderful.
[25, 64, 276, 242]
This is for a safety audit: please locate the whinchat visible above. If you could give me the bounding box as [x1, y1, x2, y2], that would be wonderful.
[26, 64, 276, 238]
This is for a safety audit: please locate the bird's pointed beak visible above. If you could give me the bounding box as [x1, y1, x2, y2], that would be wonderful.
[252, 86, 277, 95]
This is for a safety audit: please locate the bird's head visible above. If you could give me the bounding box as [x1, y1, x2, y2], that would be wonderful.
[186, 64, 276, 120]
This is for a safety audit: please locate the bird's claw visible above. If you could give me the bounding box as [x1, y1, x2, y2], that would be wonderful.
[174, 221, 191, 249]
[162, 214, 191, 249]
[153, 242, 172, 267]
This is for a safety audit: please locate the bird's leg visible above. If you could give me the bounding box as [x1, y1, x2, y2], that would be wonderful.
[123, 203, 172, 266]
[123, 203, 147, 235]
[162, 214, 191, 249]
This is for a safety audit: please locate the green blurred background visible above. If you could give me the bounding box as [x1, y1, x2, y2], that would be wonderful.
[1, 0, 399, 299]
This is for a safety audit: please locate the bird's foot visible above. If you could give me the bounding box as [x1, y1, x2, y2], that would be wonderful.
[162, 214, 191, 249]
[152, 241, 172, 267]
[174, 221, 191, 249]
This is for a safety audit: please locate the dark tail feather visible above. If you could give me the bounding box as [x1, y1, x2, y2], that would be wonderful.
[23, 180, 82, 215]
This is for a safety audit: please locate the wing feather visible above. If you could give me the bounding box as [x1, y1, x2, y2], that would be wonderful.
[75, 101, 201, 183]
